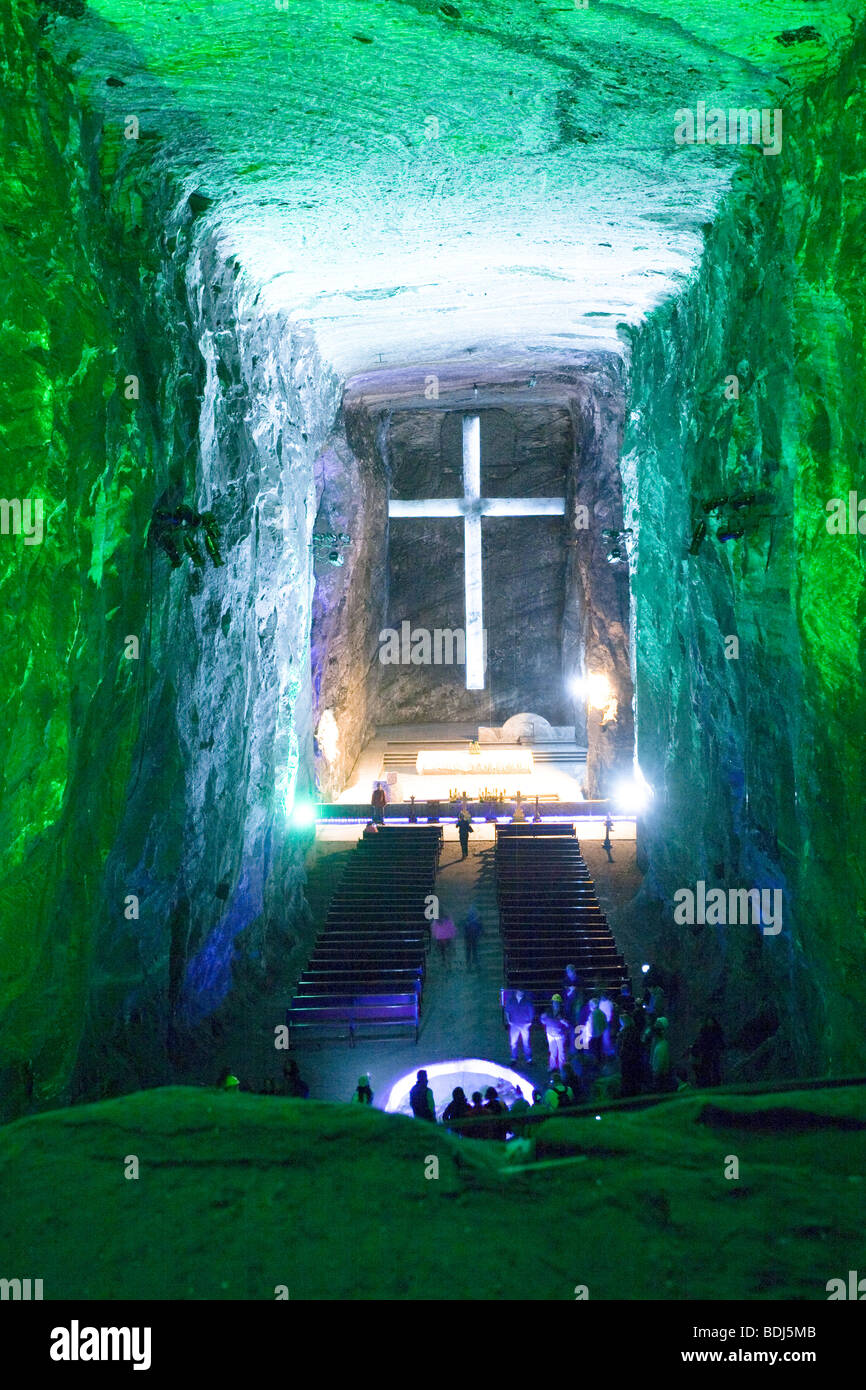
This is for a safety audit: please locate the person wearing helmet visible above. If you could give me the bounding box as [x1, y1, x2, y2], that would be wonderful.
[540, 994, 570, 1071]
[543, 1070, 574, 1110]
[352, 1074, 374, 1104]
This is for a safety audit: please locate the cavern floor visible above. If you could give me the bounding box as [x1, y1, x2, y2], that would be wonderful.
[1, 1083, 862, 1300]
[190, 828, 642, 1107]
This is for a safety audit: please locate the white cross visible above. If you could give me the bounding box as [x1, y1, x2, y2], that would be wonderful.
[388, 415, 566, 690]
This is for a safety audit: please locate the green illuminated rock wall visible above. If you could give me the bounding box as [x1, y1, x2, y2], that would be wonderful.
[624, 34, 866, 1075]
[0, 1, 320, 1115]
[0, 0, 184, 1114]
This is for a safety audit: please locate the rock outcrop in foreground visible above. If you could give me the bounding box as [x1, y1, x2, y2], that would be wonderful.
[0, 1084, 862, 1300]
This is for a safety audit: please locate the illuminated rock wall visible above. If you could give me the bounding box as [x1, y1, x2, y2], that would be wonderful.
[0, 3, 324, 1111]
[310, 402, 389, 801]
[624, 34, 866, 1074]
[0, 2, 183, 1113]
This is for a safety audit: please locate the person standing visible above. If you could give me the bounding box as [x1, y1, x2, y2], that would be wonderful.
[483, 1086, 506, 1139]
[282, 1058, 310, 1098]
[504, 988, 534, 1064]
[562, 1060, 585, 1104]
[587, 997, 607, 1065]
[431, 913, 456, 969]
[617, 1013, 642, 1097]
[650, 1019, 672, 1091]
[540, 994, 570, 1071]
[442, 1086, 471, 1136]
[371, 783, 387, 825]
[691, 1016, 725, 1087]
[351, 1074, 374, 1105]
[409, 1069, 437, 1121]
[508, 1092, 532, 1139]
[647, 982, 667, 1020]
[562, 962, 582, 999]
[457, 808, 474, 859]
[462, 906, 483, 968]
[468, 1090, 489, 1139]
[600, 996, 618, 1057]
[562, 964, 584, 1049]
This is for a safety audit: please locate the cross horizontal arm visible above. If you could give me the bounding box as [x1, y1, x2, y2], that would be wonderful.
[388, 497, 567, 518]
[479, 498, 566, 517]
[388, 499, 465, 517]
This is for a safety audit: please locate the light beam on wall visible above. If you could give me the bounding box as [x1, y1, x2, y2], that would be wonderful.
[316, 708, 339, 764]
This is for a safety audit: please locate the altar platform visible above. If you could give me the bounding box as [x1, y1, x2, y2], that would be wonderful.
[332, 721, 592, 811]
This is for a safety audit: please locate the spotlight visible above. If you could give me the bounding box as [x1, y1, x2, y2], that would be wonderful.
[614, 778, 651, 813]
[586, 673, 612, 710]
[614, 764, 653, 814]
[641, 963, 650, 975]
[290, 800, 316, 829]
[571, 672, 613, 713]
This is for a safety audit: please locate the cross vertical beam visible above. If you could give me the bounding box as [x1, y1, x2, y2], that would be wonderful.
[462, 415, 485, 690]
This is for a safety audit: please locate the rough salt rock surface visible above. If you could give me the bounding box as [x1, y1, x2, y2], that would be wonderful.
[61, 0, 861, 374]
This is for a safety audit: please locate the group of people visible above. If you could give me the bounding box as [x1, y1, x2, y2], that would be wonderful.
[504, 968, 726, 1098]
[406, 1067, 587, 1140]
[409, 1069, 513, 1137]
[616, 995, 724, 1095]
[431, 903, 483, 969]
[367, 798, 475, 853]
[216, 1058, 311, 1098]
[218, 1062, 382, 1107]
[504, 967, 635, 1073]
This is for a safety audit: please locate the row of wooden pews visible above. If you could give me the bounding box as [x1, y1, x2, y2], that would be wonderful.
[496, 822, 629, 1002]
[286, 825, 441, 1045]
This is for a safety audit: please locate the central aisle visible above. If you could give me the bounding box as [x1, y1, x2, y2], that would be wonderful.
[295, 827, 510, 1107]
